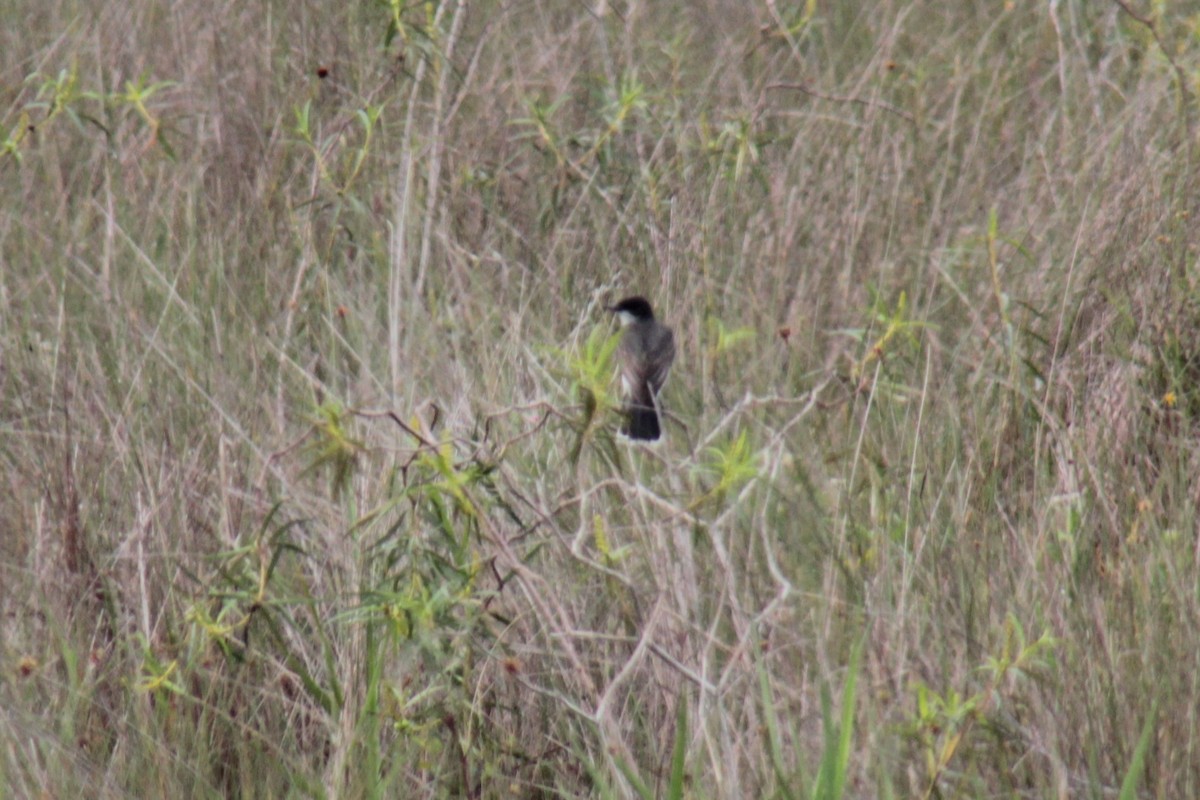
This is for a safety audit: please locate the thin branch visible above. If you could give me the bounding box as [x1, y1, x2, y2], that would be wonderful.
[765, 81, 916, 124]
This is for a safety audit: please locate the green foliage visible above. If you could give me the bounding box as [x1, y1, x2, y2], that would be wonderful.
[358, 437, 492, 640]
[295, 99, 385, 196]
[811, 638, 861, 800]
[667, 691, 690, 800]
[757, 633, 863, 800]
[110, 73, 178, 157]
[693, 430, 759, 507]
[301, 400, 365, 500]
[2, 63, 178, 166]
[513, 95, 570, 169]
[561, 324, 623, 464]
[1119, 701, 1158, 800]
[708, 317, 755, 359]
[2, 66, 80, 163]
[191, 504, 341, 713]
[588, 72, 647, 164]
[380, 0, 439, 52]
[907, 614, 1058, 799]
[704, 112, 764, 184]
[842, 290, 929, 385]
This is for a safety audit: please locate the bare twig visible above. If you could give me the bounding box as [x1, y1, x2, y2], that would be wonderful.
[765, 81, 916, 125]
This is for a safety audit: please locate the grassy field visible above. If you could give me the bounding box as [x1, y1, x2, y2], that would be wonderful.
[3, 0, 1200, 797]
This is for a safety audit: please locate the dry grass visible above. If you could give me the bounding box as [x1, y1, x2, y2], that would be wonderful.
[3, 0, 1200, 797]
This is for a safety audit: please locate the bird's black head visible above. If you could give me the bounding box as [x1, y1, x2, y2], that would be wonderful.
[609, 296, 655, 321]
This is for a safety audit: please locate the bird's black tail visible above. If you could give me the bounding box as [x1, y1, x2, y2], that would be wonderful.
[624, 403, 661, 440]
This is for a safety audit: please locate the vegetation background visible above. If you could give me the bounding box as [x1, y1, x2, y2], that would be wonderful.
[2, 0, 1199, 797]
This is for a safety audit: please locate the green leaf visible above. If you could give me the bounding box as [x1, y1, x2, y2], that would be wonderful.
[667, 691, 689, 800]
[1118, 701, 1157, 800]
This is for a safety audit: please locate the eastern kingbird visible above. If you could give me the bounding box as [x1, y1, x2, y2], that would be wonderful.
[610, 296, 676, 441]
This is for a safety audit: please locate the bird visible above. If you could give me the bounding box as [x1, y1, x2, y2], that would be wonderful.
[609, 296, 676, 441]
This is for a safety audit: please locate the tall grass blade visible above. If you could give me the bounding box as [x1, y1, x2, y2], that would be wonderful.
[1118, 701, 1158, 800]
[813, 635, 863, 800]
[667, 690, 689, 800]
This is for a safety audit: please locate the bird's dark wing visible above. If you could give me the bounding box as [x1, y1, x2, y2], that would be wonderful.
[616, 321, 675, 441]
[643, 325, 675, 394]
[618, 321, 675, 406]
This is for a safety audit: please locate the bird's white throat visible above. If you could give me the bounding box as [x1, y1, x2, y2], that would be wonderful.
[616, 311, 638, 327]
